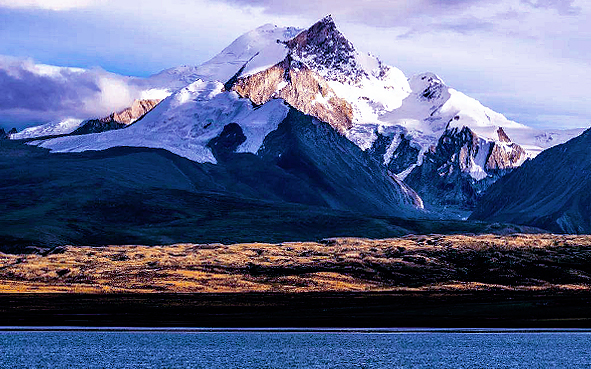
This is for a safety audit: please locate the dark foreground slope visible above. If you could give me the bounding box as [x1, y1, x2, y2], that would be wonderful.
[0, 139, 531, 252]
[471, 128, 591, 233]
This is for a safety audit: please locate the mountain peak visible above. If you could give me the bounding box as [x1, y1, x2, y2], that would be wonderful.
[284, 15, 361, 82]
[286, 14, 349, 50]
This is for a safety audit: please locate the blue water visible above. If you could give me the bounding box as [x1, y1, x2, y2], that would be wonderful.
[1, 329, 590, 368]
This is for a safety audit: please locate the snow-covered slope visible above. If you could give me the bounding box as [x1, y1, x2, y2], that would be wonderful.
[38, 80, 289, 163]
[373, 73, 579, 157]
[12, 118, 84, 139]
[147, 24, 301, 86]
[35, 24, 302, 161]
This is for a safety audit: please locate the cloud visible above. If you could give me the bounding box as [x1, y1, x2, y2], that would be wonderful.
[0, 56, 144, 128]
[0, 0, 99, 11]
[216, 0, 494, 28]
[521, 0, 581, 15]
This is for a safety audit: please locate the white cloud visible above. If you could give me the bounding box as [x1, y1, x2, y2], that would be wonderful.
[0, 0, 100, 11]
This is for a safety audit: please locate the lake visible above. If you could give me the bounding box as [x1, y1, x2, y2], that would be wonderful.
[1, 328, 590, 368]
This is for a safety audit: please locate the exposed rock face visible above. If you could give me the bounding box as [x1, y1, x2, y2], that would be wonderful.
[486, 141, 527, 171]
[72, 99, 161, 135]
[406, 125, 527, 208]
[367, 133, 391, 164]
[416, 73, 449, 101]
[284, 15, 364, 83]
[497, 127, 511, 143]
[110, 99, 162, 125]
[207, 123, 247, 161]
[71, 119, 127, 135]
[387, 134, 421, 175]
[232, 51, 354, 134]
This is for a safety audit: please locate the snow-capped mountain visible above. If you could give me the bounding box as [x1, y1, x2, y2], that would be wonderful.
[230, 16, 410, 134]
[31, 16, 584, 211]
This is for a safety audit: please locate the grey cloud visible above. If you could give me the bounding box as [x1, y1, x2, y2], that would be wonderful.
[0, 66, 98, 112]
[216, 0, 491, 27]
[217, 0, 583, 35]
[0, 57, 141, 128]
[437, 18, 494, 34]
[399, 17, 494, 38]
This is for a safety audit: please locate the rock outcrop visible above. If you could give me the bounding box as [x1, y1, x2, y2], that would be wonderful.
[231, 23, 355, 134]
[72, 99, 161, 135]
[485, 128, 527, 171]
[405, 125, 527, 208]
[387, 134, 421, 175]
[110, 99, 162, 125]
[283, 15, 365, 83]
[206, 123, 247, 161]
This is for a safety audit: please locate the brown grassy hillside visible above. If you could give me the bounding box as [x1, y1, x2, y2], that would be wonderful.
[1, 234, 591, 293]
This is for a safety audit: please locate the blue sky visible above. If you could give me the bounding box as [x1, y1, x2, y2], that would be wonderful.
[0, 0, 590, 130]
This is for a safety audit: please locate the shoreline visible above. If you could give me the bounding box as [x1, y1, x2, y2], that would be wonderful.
[3, 327, 591, 333]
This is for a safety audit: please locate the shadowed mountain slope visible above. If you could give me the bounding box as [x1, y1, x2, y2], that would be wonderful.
[0, 136, 536, 252]
[471, 128, 591, 233]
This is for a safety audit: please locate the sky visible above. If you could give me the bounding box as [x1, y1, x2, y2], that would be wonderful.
[0, 0, 590, 131]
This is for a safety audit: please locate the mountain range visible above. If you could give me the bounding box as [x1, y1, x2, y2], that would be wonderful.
[2, 15, 589, 248]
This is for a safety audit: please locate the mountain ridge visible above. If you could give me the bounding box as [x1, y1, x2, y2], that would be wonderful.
[471, 127, 591, 233]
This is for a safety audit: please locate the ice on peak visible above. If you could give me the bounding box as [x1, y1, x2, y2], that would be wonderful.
[409, 72, 446, 93]
[176, 24, 301, 84]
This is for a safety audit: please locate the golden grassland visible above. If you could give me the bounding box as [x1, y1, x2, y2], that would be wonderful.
[1, 234, 591, 293]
